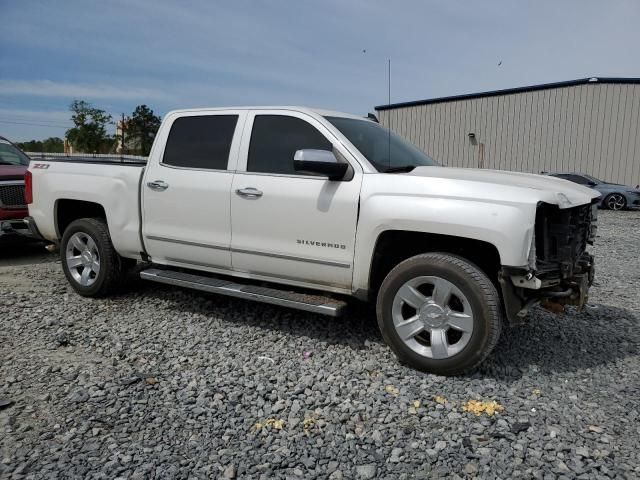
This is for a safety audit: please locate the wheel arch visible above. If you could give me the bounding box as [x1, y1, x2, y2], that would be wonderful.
[366, 229, 502, 300]
[55, 198, 107, 238]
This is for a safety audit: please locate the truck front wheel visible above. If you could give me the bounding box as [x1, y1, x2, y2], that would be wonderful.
[376, 253, 502, 375]
[60, 218, 128, 297]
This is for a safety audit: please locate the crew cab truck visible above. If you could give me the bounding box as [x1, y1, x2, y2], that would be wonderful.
[26, 107, 599, 375]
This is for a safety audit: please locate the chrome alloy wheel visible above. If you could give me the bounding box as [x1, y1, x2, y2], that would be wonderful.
[391, 276, 474, 359]
[65, 232, 101, 286]
[606, 193, 626, 210]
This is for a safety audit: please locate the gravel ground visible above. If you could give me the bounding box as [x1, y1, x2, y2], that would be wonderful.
[1, 211, 639, 479]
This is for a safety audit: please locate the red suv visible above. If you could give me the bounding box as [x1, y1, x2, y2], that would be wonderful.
[0, 136, 31, 239]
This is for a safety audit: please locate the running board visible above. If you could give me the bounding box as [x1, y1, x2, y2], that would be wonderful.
[140, 268, 348, 317]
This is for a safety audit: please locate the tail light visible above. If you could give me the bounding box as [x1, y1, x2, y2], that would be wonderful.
[25, 170, 33, 204]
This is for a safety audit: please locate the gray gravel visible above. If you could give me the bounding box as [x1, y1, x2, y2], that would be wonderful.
[1, 210, 639, 479]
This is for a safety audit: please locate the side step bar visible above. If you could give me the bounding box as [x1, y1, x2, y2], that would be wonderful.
[140, 268, 348, 317]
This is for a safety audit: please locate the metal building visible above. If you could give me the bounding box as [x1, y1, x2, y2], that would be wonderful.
[375, 77, 640, 185]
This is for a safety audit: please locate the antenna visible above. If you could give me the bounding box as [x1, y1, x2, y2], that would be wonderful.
[388, 58, 391, 105]
[387, 58, 391, 170]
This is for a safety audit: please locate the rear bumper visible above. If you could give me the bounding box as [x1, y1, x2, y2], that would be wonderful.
[0, 207, 28, 221]
[0, 215, 46, 241]
[0, 218, 30, 239]
[23, 216, 47, 241]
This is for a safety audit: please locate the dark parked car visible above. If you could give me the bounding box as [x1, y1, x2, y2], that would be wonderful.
[544, 172, 640, 210]
[0, 136, 31, 238]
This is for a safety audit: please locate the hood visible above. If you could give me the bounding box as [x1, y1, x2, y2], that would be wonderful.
[405, 166, 599, 208]
[0, 164, 27, 181]
[597, 182, 640, 193]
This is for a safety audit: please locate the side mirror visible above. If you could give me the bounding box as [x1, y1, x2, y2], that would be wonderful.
[587, 181, 597, 187]
[293, 149, 348, 180]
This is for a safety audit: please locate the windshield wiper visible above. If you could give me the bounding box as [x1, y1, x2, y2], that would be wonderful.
[383, 165, 416, 173]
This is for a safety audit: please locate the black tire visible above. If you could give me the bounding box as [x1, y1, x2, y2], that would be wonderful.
[60, 218, 127, 297]
[603, 193, 626, 211]
[376, 253, 502, 376]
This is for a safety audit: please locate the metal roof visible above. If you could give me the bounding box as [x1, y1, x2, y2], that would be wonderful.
[374, 77, 640, 111]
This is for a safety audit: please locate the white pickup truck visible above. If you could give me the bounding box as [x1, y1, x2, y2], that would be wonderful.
[26, 106, 599, 375]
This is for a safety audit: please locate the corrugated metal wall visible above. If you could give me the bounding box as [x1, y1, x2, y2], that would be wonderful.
[377, 83, 640, 185]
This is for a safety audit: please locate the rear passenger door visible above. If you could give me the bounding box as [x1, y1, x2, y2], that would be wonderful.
[142, 111, 246, 270]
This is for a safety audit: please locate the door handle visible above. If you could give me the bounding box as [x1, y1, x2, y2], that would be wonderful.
[235, 187, 263, 198]
[147, 180, 169, 191]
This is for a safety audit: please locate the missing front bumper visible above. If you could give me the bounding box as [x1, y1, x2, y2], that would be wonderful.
[499, 254, 595, 324]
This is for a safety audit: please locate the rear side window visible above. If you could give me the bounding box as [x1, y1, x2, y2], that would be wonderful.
[247, 115, 332, 175]
[163, 115, 238, 169]
[555, 174, 588, 185]
[568, 175, 590, 185]
[0, 140, 30, 166]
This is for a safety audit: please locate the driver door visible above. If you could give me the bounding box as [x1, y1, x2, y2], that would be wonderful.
[230, 111, 362, 290]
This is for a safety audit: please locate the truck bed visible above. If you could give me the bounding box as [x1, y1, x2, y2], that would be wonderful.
[28, 157, 145, 259]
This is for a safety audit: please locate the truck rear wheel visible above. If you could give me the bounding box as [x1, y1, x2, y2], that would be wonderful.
[60, 218, 127, 297]
[376, 253, 502, 376]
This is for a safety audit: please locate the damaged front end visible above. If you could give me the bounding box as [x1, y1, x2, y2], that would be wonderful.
[500, 200, 598, 323]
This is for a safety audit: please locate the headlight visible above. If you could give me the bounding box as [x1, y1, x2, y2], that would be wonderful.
[556, 192, 572, 208]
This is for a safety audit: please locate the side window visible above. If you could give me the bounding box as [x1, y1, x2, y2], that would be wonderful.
[247, 115, 332, 175]
[163, 115, 238, 169]
[569, 175, 590, 185]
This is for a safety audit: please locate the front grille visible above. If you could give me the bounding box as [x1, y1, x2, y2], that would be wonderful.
[535, 202, 596, 278]
[0, 183, 26, 207]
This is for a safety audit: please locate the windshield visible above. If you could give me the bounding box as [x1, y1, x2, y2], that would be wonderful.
[0, 139, 30, 166]
[583, 174, 602, 184]
[325, 116, 439, 172]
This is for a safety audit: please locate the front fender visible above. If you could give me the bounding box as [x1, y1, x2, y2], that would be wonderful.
[352, 193, 536, 293]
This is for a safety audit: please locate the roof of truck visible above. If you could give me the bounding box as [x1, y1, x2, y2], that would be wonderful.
[164, 106, 368, 120]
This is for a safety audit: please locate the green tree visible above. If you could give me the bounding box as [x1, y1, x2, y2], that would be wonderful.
[17, 140, 41, 151]
[48, 137, 64, 152]
[17, 138, 64, 153]
[43, 137, 64, 153]
[127, 105, 161, 156]
[66, 100, 114, 153]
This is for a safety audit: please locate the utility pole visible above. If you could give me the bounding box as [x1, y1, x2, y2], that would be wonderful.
[121, 113, 126, 155]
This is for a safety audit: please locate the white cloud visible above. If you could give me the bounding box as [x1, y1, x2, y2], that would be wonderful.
[0, 80, 170, 101]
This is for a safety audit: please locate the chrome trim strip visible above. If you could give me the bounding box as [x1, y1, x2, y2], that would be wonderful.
[146, 236, 351, 268]
[145, 235, 229, 251]
[159, 259, 351, 294]
[232, 267, 348, 289]
[232, 247, 351, 269]
[165, 257, 224, 269]
[0, 180, 25, 186]
[140, 269, 345, 317]
[232, 170, 328, 180]
[159, 162, 234, 173]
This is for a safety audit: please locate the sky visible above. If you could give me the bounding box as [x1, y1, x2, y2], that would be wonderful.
[1, 0, 639, 141]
